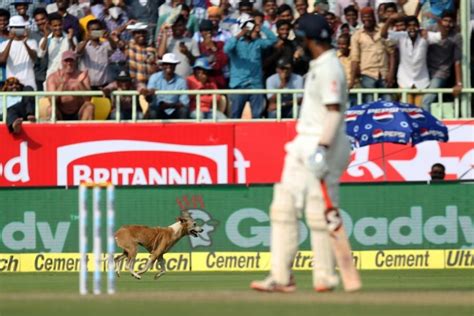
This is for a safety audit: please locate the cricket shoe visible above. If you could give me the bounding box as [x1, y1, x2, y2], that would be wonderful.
[314, 275, 339, 293]
[250, 275, 296, 293]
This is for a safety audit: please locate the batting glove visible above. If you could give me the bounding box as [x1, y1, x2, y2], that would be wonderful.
[308, 145, 329, 179]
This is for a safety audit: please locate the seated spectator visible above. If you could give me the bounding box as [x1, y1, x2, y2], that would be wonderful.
[46, 50, 94, 120]
[140, 53, 189, 119]
[350, 7, 393, 101]
[39, 12, 77, 80]
[127, 25, 158, 89]
[382, 15, 441, 107]
[422, 11, 462, 112]
[76, 19, 117, 90]
[224, 15, 277, 118]
[103, 2, 130, 40]
[186, 57, 226, 120]
[1, 77, 35, 134]
[157, 15, 200, 78]
[265, 57, 303, 119]
[0, 8, 9, 86]
[102, 70, 136, 120]
[430, 162, 446, 181]
[197, 19, 229, 89]
[0, 16, 38, 90]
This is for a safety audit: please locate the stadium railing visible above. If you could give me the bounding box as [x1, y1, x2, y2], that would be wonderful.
[0, 87, 472, 123]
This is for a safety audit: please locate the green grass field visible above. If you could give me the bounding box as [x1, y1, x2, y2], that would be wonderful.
[1, 270, 473, 316]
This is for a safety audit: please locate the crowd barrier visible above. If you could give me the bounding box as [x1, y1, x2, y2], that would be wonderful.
[1, 87, 472, 123]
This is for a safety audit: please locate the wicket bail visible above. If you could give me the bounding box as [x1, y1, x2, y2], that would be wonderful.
[79, 182, 116, 295]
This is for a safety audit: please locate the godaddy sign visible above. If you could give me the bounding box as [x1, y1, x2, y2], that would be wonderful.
[0, 183, 472, 253]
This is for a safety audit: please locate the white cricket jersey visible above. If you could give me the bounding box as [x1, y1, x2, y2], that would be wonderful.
[296, 49, 348, 139]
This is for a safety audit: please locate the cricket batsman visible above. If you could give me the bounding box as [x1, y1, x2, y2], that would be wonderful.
[250, 14, 354, 293]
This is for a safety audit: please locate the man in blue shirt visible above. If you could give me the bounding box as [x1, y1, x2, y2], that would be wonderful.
[224, 15, 276, 118]
[141, 53, 189, 119]
[0, 8, 9, 87]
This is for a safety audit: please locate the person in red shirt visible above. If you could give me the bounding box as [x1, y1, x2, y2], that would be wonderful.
[186, 57, 226, 120]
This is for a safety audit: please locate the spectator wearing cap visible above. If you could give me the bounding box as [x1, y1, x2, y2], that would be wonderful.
[102, 70, 136, 120]
[263, 19, 298, 79]
[157, 15, 200, 78]
[46, 50, 94, 120]
[335, 0, 374, 21]
[38, 13, 77, 81]
[381, 15, 441, 106]
[186, 57, 227, 120]
[140, 53, 189, 119]
[0, 15, 38, 90]
[224, 15, 277, 118]
[422, 11, 462, 112]
[265, 57, 303, 118]
[1, 76, 35, 134]
[0, 9, 10, 86]
[204, 6, 234, 41]
[76, 19, 118, 89]
[127, 25, 157, 89]
[350, 6, 394, 101]
[313, 0, 330, 15]
[195, 19, 229, 89]
[192, 17, 232, 44]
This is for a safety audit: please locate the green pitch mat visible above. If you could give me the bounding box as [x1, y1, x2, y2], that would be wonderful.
[1, 270, 472, 316]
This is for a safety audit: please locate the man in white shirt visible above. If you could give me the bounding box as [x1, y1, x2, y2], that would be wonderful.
[251, 14, 351, 293]
[381, 14, 441, 106]
[0, 15, 38, 90]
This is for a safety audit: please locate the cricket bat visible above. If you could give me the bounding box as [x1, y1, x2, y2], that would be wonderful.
[320, 180, 362, 292]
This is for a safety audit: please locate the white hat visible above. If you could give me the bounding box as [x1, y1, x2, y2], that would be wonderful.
[158, 53, 180, 64]
[9, 15, 29, 28]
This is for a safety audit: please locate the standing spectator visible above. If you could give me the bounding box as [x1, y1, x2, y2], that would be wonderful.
[382, 15, 441, 106]
[140, 53, 189, 119]
[192, 16, 232, 45]
[127, 25, 157, 89]
[265, 57, 303, 118]
[350, 6, 393, 101]
[0, 16, 38, 90]
[422, 11, 462, 111]
[53, 0, 82, 41]
[218, 0, 239, 33]
[263, 19, 296, 79]
[76, 19, 117, 89]
[337, 33, 358, 105]
[262, 0, 278, 31]
[46, 50, 94, 120]
[340, 5, 360, 34]
[32, 8, 51, 91]
[0, 9, 10, 86]
[39, 12, 77, 80]
[197, 19, 229, 89]
[224, 15, 277, 118]
[157, 15, 200, 78]
[10, 0, 35, 31]
[335, 0, 373, 21]
[186, 57, 226, 120]
[313, 0, 330, 15]
[324, 12, 341, 42]
[203, 6, 233, 42]
[1, 77, 35, 134]
[275, 4, 294, 23]
[414, 0, 458, 31]
[294, 0, 309, 19]
[126, 0, 162, 39]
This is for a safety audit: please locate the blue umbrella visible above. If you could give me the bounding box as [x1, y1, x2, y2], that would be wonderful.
[345, 100, 449, 148]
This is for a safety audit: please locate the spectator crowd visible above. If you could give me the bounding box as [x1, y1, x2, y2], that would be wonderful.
[0, 0, 465, 131]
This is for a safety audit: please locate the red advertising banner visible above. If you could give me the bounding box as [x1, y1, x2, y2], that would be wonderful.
[0, 120, 472, 187]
